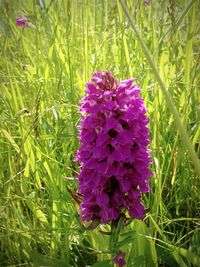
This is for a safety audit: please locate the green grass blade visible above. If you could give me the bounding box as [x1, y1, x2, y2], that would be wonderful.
[119, 0, 200, 176]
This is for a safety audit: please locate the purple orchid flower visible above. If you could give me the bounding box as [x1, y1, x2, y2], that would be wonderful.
[112, 252, 126, 267]
[76, 70, 152, 224]
[16, 15, 29, 27]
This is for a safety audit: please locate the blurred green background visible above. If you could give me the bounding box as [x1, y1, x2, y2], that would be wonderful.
[0, 0, 199, 266]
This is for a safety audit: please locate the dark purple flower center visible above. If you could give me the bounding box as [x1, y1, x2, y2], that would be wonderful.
[108, 128, 118, 138]
[123, 162, 134, 169]
[120, 119, 130, 129]
[105, 176, 119, 195]
[108, 144, 115, 153]
[131, 143, 138, 150]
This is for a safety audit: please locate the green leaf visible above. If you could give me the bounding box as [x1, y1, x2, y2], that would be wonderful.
[1, 129, 20, 153]
[189, 231, 200, 257]
[127, 220, 158, 267]
[116, 230, 136, 248]
[30, 251, 66, 267]
[156, 246, 179, 267]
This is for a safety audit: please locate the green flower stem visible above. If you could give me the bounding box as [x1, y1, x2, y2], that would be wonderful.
[109, 218, 124, 255]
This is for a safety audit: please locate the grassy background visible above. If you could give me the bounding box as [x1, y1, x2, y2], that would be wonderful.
[0, 0, 199, 266]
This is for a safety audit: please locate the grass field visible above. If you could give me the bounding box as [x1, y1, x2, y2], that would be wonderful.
[0, 0, 200, 266]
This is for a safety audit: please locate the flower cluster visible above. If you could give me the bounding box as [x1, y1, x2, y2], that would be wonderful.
[76, 70, 152, 224]
[112, 252, 126, 267]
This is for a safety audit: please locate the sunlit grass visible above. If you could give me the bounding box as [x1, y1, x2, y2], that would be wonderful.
[0, 0, 199, 266]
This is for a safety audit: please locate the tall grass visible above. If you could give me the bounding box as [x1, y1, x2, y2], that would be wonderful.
[0, 0, 199, 266]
